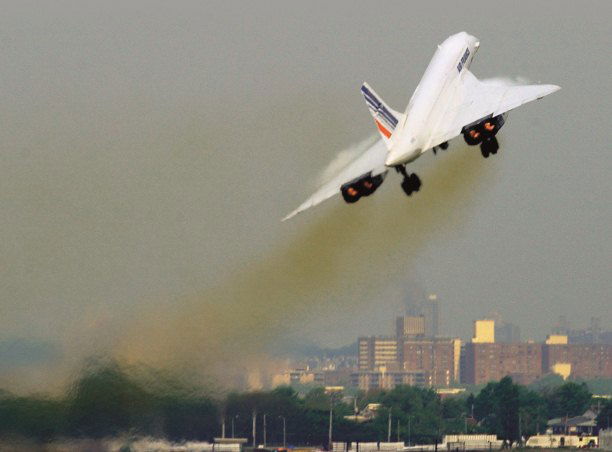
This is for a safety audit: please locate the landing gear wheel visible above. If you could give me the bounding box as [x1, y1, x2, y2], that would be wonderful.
[401, 178, 414, 196]
[401, 173, 421, 196]
[480, 136, 499, 158]
[439, 141, 449, 150]
[410, 173, 421, 191]
[488, 136, 499, 154]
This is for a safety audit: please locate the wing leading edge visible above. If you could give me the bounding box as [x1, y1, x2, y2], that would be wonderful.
[426, 71, 560, 149]
[282, 137, 388, 221]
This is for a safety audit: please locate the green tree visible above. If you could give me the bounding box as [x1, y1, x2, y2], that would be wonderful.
[497, 377, 520, 443]
[225, 386, 322, 446]
[304, 387, 331, 411]
[473, 383, 498, 432]
[518, 386, 547, 437]
[0, 393, 66, 442]
[543, 382, 592, 418]
[473, 376, 520, 443]
[596, 399, 612, 430]
[65, 360, 155, 438]
[441, 397, 469, 434]
[159, 394, 218, 441]
[364, 385, 446, 444]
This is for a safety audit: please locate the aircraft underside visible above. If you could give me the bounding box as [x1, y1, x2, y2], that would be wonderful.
[340, 114, 505, 204]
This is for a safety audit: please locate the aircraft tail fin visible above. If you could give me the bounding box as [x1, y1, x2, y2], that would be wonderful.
[361, 82, 403, 149]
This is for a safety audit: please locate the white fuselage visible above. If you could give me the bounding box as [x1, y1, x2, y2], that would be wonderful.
[385, 32, 480, 166]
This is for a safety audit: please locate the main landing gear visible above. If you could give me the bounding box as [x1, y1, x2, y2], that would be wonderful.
[480, 136, 499, 158]
[396, 165, 421, 196]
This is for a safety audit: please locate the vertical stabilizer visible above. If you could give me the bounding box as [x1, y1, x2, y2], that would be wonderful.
[361, 83, 403, 149]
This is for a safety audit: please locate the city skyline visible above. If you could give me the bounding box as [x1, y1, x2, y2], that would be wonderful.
[277, 308, 611, 392]
[0, 0, 610, 393]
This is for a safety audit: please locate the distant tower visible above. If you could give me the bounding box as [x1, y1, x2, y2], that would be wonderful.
[404, 292, 439, 338]
[396, 315, 426, 338]
[427, 294, 440, 337]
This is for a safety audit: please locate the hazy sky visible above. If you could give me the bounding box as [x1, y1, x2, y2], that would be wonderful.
[0, 0, 610, 391]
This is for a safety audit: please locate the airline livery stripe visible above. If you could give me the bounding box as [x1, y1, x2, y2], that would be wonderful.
[365, 99, 398, 129]
[361, 87, 386, 114]
[375, 114, 396, 131]
[375, 120, 392, 138]
[364, 100, 396, 128]
[378, 105, 398, 127]
[361, 88, 380, 106]
[361, 86, 398, 128]
[363, 96, 379, 111]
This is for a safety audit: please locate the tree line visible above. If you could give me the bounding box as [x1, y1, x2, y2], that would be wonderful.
[0, 360, 609, 446]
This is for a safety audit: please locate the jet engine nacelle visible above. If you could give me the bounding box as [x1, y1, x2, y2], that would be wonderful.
[340, 172, 386, 203]
[462, 114, 506, 145]
[481, 114, 505, 137]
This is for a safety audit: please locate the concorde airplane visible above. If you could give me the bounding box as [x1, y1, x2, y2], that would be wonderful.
[283, 32, 560, 221]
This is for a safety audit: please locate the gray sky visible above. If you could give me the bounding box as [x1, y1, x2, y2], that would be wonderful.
[0, 0, 610, 391]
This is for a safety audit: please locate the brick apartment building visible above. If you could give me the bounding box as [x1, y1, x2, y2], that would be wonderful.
[355, 333, 461, 389]
[542, 343, 612, 379]
[462, 342, 542, 385]
[461, 322, 612, 384]
[402, 338, 461, 387]
[358, 336, 399, 371]
[353, 317, 612, 390]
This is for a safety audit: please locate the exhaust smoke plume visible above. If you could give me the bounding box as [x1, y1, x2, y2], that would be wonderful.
[316, 135, 380, 186]
[114, 139, 495, 389]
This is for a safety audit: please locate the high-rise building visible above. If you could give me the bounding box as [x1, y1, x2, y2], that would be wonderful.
[405, 293, 440, 337]
[427, 294, 440, 337]
[396, 316, 426, 364]
[401, 337, 462, 386]
[396, 315, 426, 338]
[461, 339, 612, 384]
[542, 343, 612, 379]
[358, 336, 399, 371]
[462, 342, 542, 385]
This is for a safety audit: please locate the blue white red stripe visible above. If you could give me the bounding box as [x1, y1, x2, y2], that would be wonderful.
[361, 84, 398, 136]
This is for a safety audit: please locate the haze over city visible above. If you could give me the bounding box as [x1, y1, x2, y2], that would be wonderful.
[0, 0, 610, 393]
